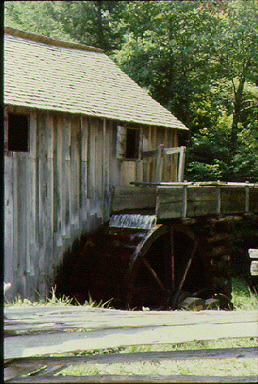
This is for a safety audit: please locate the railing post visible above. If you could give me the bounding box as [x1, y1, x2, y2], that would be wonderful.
[245, 181, 250, 214]
[216, 181, 221, 215]
[182, 184, 188, 218]
[177, 146, 186, 182]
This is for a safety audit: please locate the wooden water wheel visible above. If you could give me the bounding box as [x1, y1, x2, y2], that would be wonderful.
[56, 216, 233, 310]
[126, 222, 198, 309]
[126, 219, 233, 309]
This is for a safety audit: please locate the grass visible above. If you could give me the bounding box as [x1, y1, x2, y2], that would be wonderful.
[231, 277, 258, 310]
[54, 338, 258, 378]
[57, 357, 258, 377]
[4, 286, 113, 308]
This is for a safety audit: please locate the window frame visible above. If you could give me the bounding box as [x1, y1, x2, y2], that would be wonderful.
[116, 125, 141, 161]
[6, 112, 30, 153]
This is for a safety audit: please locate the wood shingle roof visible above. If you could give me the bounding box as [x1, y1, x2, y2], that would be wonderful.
[4, 27, 188, 130]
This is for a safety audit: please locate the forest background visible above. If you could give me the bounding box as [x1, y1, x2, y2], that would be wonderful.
[5, 0, 258, 182]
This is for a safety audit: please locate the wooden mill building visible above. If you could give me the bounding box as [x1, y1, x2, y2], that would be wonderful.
[4, 27, 188, 301]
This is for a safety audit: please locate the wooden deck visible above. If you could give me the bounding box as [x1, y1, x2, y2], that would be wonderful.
[112, 181, 258, 221]
[4, 306, 258, 383]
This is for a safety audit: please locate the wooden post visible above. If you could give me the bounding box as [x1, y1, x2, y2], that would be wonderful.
[155, 144, 164, 182]
[177, 146, 186, 182]
[182, 184, 188, 218]
[216, 182, 221, 215]
[245, 182, 250, 213]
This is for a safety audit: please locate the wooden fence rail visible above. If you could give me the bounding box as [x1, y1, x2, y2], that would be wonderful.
[5, 347, 258, 383]
[140, 145, 186, 183]
[4, 307, 258, 383]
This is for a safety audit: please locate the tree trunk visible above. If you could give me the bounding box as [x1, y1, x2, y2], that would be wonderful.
[95, 1, 106, 50]
[230, 60, 249, 153]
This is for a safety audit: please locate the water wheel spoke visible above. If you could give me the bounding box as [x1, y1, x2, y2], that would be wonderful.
[177, 240, 198, 292]
[141, 256, 166, 292]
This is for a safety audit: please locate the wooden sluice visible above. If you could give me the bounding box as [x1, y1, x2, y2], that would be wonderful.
[56, 181, 258, 310]
[112, 181, 258, 219]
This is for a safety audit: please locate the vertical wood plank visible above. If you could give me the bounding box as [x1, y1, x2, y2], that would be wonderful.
[12, 153, 19, 296]
[245, 183, 250, 213]
[171, 129, 178, 181]
[61, 114, 71, 244]
[52, 113, 63, 269]
[147, 126, 152, 182]
[163, 127, 169, 181]
[37, 112, 49, 297]
[182, 185, 187, 218]
[4, 107, 14, 299]
[155, 144, 164, 182]
[102, 118, 109, 222]
[216, 184, 221, 215]
[45, 112, 54, 280]
[16, 152, 29, 297]
[87, 118, 95, 201]
[152, 126, 157, 181]
[70, 117, 80, 239]
[177, 146, 186, 182]
[80, 115, 89, 231]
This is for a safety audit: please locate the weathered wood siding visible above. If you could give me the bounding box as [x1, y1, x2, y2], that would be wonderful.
[5, 106, 178, 301]
[3, 111, 106, 299]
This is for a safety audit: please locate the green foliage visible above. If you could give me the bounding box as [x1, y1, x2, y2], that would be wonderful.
[4, 0, 258, 182]
[232, 277, 258, 310]
[5, 1, 127, 52]
[4, 1, 73, 41]
[113, 0, 258, 181]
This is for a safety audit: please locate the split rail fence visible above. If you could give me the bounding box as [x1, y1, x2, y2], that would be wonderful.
[4, 306, 258, 383]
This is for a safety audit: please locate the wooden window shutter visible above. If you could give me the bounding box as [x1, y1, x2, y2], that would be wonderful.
[116, 125, 127, 159]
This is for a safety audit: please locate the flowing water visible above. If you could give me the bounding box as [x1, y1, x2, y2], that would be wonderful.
[109, 214, 157, 230]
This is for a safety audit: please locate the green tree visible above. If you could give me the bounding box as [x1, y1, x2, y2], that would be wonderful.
[4, 1, 72, 41]
[5, 1, 127, 52]
[113, 0, 258, 181]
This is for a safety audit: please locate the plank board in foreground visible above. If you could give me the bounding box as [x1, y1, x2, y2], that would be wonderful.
[5, 374, 258, 383]
[4, 307, 258, 359]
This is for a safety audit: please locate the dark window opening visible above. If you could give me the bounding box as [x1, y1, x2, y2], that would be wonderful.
[126, 128, 139, 159]
[8, 113, 29, 152]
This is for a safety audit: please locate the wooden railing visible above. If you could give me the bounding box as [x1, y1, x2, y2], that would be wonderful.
[156, 181, 258, 220]
[136, 145, 186, 183]
[113, 181, 258, 218]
